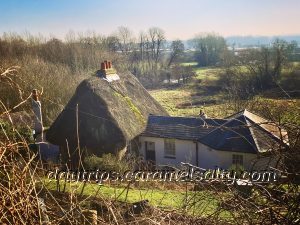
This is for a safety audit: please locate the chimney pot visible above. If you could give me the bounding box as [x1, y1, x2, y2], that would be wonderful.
[104, 60, 108, 69]
[108, 61, 111, 69]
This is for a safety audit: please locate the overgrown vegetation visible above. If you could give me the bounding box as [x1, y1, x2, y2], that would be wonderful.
[0, 29, 299, 224]
[84, 153, 132, 173]
[220, 39, 299, 102]
[190, 33, 227, 67]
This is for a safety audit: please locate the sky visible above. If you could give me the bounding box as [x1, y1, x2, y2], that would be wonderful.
[0, 0, 299, 40]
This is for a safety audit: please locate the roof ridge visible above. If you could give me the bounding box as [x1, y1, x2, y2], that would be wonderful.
[241, 110, 287, 142]
[243, 109, 267, 120]
[199, 114, 259, 153]
[224, 109, 246, 119]
[149, 115, 205, 120]
[245, 118, 260, 153]
[198, 115, 242, 140]
[148, 115, 228, 123]
[244, 116, 284, 142]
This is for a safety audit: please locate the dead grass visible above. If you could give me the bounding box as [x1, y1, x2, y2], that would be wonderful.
[1, 66, 299, 225]
[149, 66, 232, 118]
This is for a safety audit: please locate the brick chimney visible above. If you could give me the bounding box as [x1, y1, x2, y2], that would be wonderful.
[100, 61, 113, 71]
[97, 61, 117, 79]
[101, 62, 106, 70]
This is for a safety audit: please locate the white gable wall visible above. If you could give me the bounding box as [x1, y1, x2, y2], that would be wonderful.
[139, 136, 258, 170]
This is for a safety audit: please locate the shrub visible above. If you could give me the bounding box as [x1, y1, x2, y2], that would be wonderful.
[83, 153, 131, 173]
[0, 119, 33, 144]
[228, 164, 245, 178]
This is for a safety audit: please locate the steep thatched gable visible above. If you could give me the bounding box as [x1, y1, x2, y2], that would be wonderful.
[46, 70, 168, 162]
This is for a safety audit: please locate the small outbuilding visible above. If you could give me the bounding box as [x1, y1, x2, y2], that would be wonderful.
[139, 109, 288, 170]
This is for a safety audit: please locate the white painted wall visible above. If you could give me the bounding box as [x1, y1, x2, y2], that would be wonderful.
[139, 136, 260, 170]
[197, 142, 258, 170]
[139, 136, 196, 166]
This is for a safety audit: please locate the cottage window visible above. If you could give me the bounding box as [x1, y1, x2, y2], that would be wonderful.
[164, 139, 176, 158]
[232, 154, 243, 166]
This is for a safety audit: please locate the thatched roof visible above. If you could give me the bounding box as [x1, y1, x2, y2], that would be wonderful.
[46, 70, 168, 157]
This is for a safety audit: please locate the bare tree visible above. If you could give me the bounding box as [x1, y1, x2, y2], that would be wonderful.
[115, 26, 135, 54]
[148, 27, 165, 67]
[138, 31, 147, 62]
[237, 39, 296, 90]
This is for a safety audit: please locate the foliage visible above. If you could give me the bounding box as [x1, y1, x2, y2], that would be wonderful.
[235, 39, 297, 90]
[0, 119, 33, 143]
[0, 58, 87, 126]
[217, 39, 299, 112]
[228, 164, 245, 177]
[83, 153, 131, 173]
[0, 28, 300, 223]
[168, 40, 185, 67]
[191, 33, 227, 66]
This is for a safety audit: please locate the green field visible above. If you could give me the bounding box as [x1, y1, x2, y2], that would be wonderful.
[150, 65, 300, 119]
[43, 179, 231, 218]
[150, 66, 233, 118]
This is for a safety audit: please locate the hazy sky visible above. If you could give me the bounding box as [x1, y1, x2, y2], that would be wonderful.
[0, 0, 299, 40]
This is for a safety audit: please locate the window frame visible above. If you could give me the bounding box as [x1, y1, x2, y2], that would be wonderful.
[164, 138, 176, 158]
[232, 154, 243, 166]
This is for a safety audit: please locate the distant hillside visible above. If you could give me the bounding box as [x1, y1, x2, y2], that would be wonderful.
[226, 35, 300, 47]
[183, 35, 300, 50]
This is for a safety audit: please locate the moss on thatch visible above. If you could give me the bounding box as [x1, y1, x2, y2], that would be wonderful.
[46, 71, 168, 163]
[113, 90, 145, 124]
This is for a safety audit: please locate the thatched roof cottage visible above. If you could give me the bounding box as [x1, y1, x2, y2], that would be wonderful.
[46, 61, 168, 166]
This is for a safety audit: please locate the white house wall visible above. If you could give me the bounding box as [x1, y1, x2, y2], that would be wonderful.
[139, 136, 197, 166]
[197, 142, 257, 170]
[139, 136, 259, 170]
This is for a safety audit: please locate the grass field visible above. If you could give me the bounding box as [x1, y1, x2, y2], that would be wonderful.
[43, 179, 231, 218]
[149, 66, 233, 118]
[150, 64, 300, 119]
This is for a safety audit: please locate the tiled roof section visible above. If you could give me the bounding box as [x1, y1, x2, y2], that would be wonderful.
[141, 115, 227, 141]
[141, 110, 287, 154]
[247, 119, 282, 153]
[199, 115, 258, 153]
[226, 109, 288, 142]
[201, 109, 287, 153]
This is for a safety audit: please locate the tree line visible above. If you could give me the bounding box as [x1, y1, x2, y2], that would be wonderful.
[0, 29, 234, 87]
[0, 28, 299, 124]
